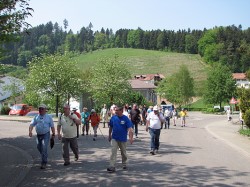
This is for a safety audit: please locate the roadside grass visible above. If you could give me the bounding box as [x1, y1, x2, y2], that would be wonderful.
[75, 48, 207, 91]
[239, 128, 250, 136]
[184, 98, 232, 113]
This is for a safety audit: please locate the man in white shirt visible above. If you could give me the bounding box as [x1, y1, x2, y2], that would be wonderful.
[57, 104, 81, 166]
[146, 106, 165, 155]
[100, 104, 108, 128]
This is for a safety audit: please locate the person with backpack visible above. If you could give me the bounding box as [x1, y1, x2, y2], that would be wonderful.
[130, 104, 142, 138]
[57, 104, 81, 166]
[88, 109, 100, 141]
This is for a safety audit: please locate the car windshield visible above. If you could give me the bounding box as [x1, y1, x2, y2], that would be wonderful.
[12, 105, 23, 110]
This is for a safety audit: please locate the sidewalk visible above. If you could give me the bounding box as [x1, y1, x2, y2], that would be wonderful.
[206, 119, 250, 159]
[0, 114, 250, 186]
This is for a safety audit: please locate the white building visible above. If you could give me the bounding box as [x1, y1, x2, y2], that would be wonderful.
[233, 73, 250, 89]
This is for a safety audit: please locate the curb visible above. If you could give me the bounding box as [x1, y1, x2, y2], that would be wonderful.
[206, 121, 250, 159]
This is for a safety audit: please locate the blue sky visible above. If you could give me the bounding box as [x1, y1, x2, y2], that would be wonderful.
[26, 0, 250, 33]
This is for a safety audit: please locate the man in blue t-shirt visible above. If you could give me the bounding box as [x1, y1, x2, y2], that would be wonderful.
[107, 106, 133, 173]
[29, 104, 55, 169]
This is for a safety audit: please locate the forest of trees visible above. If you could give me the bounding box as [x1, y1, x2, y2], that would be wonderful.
[1, 21, 250, 73]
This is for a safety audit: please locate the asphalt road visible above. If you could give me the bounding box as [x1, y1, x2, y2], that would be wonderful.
[0, 112, 250, 187]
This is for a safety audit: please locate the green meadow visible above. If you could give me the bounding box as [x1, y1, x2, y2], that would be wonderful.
[75, 48, 208, 88]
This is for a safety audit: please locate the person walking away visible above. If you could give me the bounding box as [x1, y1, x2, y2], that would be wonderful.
[81, 107, 90, 136]
[110, 104, 116, 117]
[130, 104, 142, 138]
[147, 106, 153, 116]
[164, 108, 172, 129]
[226, 108, 231, 121]
[29, 104, 55, 169]
[180, 108, 187, 127]
[123, 104, 129, 117]
[159, 107, 164, 129]
[146, 105, 165, 155]
[88, 109, 100, 141]
[172, 108, 178, 126]
[141, 104, 148, 126]
[107, 106, 133, 173]
[57, 104, 81, 166]
[72, 108, 81, 138]
[100, 104, 108, 128]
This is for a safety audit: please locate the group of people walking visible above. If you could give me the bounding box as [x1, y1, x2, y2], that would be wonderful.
[28, 102, 188, 173]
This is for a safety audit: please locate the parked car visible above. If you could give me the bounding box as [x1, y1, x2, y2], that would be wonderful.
[9, 104, 31, 116]
[25, 111, 39, 117]
[48, 113, 61, 118]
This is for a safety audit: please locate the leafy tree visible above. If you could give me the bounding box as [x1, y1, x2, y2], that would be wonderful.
[94, 32, 107, 49]
[203, 63, 236, 108]
[0, 0, 33, 59]
[157, 65, 194, 106]
[157, 32, 165, 50]
[25, 53, 84, 115]
[88, 55, 132, 106]
[0, 0, 33, 43]
[185, 34, 197, 54]
[198, 29, 217, 57]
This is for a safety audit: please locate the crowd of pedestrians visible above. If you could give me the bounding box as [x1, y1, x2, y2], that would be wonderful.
[28, 102, 188, 172]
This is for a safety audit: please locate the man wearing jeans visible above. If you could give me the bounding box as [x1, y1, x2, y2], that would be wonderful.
[107, 106, 133, 173]
[146, 106, 165, 155]
[29, 104, 55, 169]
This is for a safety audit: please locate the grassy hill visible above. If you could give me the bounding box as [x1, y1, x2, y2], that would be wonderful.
[75, 48, 208, 92]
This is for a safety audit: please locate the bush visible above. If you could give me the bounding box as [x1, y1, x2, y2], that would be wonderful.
[213, 108, 221, 112]
[0, 106, 11, 115]
[206, 108, 214, 113]
[244, 109, 250, 128]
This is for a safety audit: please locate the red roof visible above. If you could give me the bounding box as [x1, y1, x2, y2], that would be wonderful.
[232, 73, 247, 80]
[133, 73, 165, 81]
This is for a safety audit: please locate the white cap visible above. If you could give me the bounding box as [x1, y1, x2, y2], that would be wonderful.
[91, 109, 96, 113]
[39, 104, 47, 109]
[153, 106, 158, 111]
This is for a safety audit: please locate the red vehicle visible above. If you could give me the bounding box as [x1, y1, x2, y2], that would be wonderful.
[9, 104, 31, 116]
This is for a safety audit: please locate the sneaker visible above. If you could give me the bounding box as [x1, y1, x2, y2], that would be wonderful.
[136, 136, 138, 138]
[122, 165, 127, 170]
[155, 149, 159, 154]
[107, 167, 116, 173]
[93, 137, 96, 141]
[82, 133, 85, 136]
[150, 150, 155, 155]
[64, 162, 70, 166]
[75, 156, 79, 161]
[40, 163, 46, 169]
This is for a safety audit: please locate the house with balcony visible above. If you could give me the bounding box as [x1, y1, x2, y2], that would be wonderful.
[232, 73, 250, 89]
[130, 73, 165, 104]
